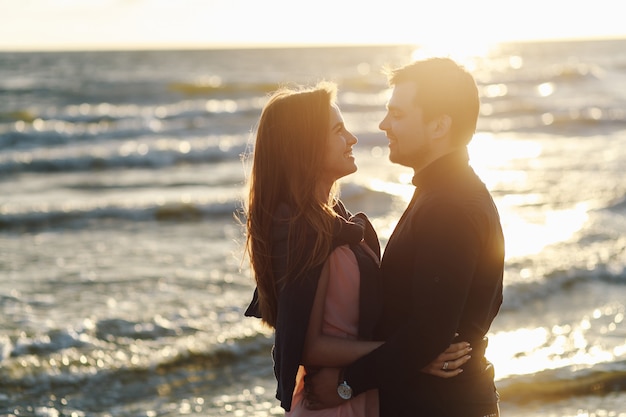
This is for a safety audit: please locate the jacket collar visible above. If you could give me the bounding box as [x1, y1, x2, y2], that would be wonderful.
[412, 148, 470, 190]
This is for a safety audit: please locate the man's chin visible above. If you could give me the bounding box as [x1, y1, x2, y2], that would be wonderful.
[388, 153, 404, 166]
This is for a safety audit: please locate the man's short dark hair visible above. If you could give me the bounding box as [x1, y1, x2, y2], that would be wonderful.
[387, 57, 480, 146]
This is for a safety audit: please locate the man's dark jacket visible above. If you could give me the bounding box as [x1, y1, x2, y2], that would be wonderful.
[345, 149, 505, 416]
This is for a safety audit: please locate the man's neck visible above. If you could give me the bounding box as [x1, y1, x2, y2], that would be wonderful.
[412, 146, 461, 177]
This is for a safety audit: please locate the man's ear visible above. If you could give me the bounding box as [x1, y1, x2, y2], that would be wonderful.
[430, 114, 452, 139]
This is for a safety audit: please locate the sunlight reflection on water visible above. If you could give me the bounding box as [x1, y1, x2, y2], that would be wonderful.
[469, 134, 591, 259]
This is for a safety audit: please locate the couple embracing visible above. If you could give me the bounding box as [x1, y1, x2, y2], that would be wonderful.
[243, 57, 504, 417]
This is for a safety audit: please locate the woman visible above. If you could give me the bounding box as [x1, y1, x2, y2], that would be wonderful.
[243, 82, 470, 415]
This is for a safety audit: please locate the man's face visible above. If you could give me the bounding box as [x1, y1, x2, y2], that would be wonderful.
[379, 82, 434, 171]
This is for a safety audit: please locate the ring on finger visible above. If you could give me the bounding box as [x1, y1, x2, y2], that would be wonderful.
[442, 361, 449, 370]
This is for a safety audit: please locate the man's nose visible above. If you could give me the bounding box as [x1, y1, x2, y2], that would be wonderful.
[379, 114, 389, 131]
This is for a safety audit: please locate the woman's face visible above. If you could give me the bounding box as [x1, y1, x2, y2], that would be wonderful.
[321, 104, 358, 183]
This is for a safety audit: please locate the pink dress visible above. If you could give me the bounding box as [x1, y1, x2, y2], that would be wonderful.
[287, 243, 380, 417]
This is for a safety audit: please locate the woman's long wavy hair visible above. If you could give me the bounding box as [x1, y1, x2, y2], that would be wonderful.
[245, 82, 339, 328]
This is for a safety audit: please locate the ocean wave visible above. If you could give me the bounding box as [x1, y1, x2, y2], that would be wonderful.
[498, 361, 626, 404]
[7, 328, 91, 359]
[502, 264, 626, 311]
[0, 135, 247, 175]
[0, 97, 261, 150]
[339, 182, 402, 219]
[0, 185, 396, 232]
[0, 109, 37, 123]
[0, 321, 273, 412]
[606, 195, 626, 213]
[167, 80, 279, 96]
[479, 110, 626, 136]
[479, 58, 605, 87]
[0, 200, 240, 232]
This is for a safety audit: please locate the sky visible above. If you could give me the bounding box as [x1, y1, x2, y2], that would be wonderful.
[1, 0, 625, 52]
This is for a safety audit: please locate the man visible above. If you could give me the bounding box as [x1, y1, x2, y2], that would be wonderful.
[305, 57, 505, 416]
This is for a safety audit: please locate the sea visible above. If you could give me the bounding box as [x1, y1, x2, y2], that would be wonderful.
[1, 38, 625, 417]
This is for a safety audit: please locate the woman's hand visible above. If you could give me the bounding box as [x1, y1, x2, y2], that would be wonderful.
[421, 341, 472, 378]
[303, 367, 344, 410]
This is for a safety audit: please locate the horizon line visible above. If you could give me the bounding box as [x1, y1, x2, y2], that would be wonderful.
[1, 35, 625, 53]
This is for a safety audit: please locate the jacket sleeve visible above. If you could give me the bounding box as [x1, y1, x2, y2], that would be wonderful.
[345, 201, 484, 394]
[242, 201, 381, 410]
[274, 261, 324, 410]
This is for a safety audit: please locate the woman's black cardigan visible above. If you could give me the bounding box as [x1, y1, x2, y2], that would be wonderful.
[244, 201, 382, 411]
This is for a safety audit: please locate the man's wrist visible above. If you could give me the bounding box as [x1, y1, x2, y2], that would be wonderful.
[336, 368, 353, 400]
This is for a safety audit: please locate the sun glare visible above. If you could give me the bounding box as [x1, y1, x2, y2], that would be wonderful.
[411, 39, 496, 68]
[469, 134, 590, 259]
[500, 205, 589, 259]
[488, 317, 626, 380]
